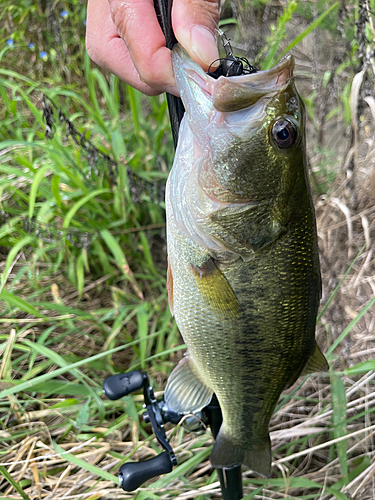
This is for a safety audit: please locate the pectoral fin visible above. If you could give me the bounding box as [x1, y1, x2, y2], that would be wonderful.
[191, 258, 240, 317]
[164, 356, 213, 414]
[301, 343, 329, 375]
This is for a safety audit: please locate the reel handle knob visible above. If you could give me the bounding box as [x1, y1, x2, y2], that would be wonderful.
[118, 452, 173, 491]
[103, 371, 145, 400]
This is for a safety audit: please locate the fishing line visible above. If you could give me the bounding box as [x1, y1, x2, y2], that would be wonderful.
[199, 4, 258, 78]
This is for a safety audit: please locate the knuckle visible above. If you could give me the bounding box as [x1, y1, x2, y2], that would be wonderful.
[110, 0, 134, 38]
[139, 68, 160, 88]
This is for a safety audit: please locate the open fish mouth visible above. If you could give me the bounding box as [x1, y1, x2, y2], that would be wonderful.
[172, 45, 295, 113]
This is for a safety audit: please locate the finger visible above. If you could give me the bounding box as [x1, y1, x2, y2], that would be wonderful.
[86, 0, 168, 95]
[172, 0, 220, 70]
[108, 0, 178, 95]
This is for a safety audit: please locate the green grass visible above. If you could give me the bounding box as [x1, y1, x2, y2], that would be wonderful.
[1, 0, 375, 499]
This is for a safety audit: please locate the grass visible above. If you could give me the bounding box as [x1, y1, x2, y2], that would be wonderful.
[1, 0, 375, 499]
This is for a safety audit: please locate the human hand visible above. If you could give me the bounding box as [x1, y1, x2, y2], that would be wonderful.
[86, 0, 220, 96]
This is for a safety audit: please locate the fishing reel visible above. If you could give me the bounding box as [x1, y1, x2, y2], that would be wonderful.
[103, 370, 208, 491]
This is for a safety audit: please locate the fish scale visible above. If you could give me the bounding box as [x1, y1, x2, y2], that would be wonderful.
[164, 45, 328, 477]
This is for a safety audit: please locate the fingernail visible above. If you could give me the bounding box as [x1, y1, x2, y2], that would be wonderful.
[190, 25, 219, 68]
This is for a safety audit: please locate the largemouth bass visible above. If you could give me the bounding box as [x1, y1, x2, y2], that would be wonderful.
[164, 45, 328, 477]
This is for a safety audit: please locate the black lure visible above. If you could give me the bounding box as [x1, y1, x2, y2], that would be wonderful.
[207, 28, 258, 79]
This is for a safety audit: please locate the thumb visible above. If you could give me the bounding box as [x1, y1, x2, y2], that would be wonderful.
[172, 0, 220, 70]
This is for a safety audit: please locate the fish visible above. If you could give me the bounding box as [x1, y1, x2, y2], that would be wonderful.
[164, 45, 328, 478]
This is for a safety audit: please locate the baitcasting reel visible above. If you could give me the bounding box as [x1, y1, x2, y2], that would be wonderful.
[104, 371, 243, 499]
[103, 370, 208, 492]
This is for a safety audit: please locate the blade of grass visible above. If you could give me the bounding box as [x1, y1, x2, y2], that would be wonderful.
[249, 477, 351, 499]
[84, 52, 107, 130]
[0, 218, 20, 240]
[262, 1, 298, 69]
[345, 360, 375, 375]
[134, 491, 161, 500]
[126, 86, 141, 135]
[19, 341, 101, 389]
[139, 230, 157, 276]
[110, 129, 126, 163]
[0, 235, 33, 292]
[326, 295, 375, 356]
[91, 68, 120, 120]
[318, 245, 365, 321]
[0, 465, 31, 500]
[76, 251, 85, 297]
[62, 188, 111, 229]
[28, 165, 51, 219]
[20, 339, 105, 420]
[137, 303, 149, 368]
[151, 448, 212, 488]
[330, 371, 348, 484]
[52, 441, 119, 484]
[331, 455, 371, 491]
[0, 290, 48, 319]
[0, 331, 164, 398]
[51, 174, 63, 208]
[277, 2, 340, 62]
[100, 229, 143, 299]
[76, 396, 92, 431]
[29, 380, 92, 396]
[243, 485, 266, 499]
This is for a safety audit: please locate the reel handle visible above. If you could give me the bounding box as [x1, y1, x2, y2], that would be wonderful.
[118, 452, 173, 491]
[103, 371, 146, 400]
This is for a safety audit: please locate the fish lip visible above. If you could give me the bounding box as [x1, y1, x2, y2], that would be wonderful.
[172, 45, 215, 98]
[223, 54, 295, 86]
[172, 44, 294, 86]
[172, 45, 295, 112]
[212, 55, 295, 112]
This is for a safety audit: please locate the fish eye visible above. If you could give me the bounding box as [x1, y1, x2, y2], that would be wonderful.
[271, 119, 296, 148]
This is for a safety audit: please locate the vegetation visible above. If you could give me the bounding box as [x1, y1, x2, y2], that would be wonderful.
[0, 0, 375, 498]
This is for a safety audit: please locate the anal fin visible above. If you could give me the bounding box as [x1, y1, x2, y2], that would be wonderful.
[164, 356, 213, 414]
[191, 257, 240, 317]
[301, 342, 329, 376]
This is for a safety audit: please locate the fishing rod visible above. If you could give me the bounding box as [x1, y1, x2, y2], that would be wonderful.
[101, 2, 260, 498]
[154, 0, 185, 149]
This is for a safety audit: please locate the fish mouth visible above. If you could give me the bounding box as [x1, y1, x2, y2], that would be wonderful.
[172, 45, 294, 112]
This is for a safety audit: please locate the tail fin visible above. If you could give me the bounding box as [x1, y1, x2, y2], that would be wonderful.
[210, 429, 271, 478]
